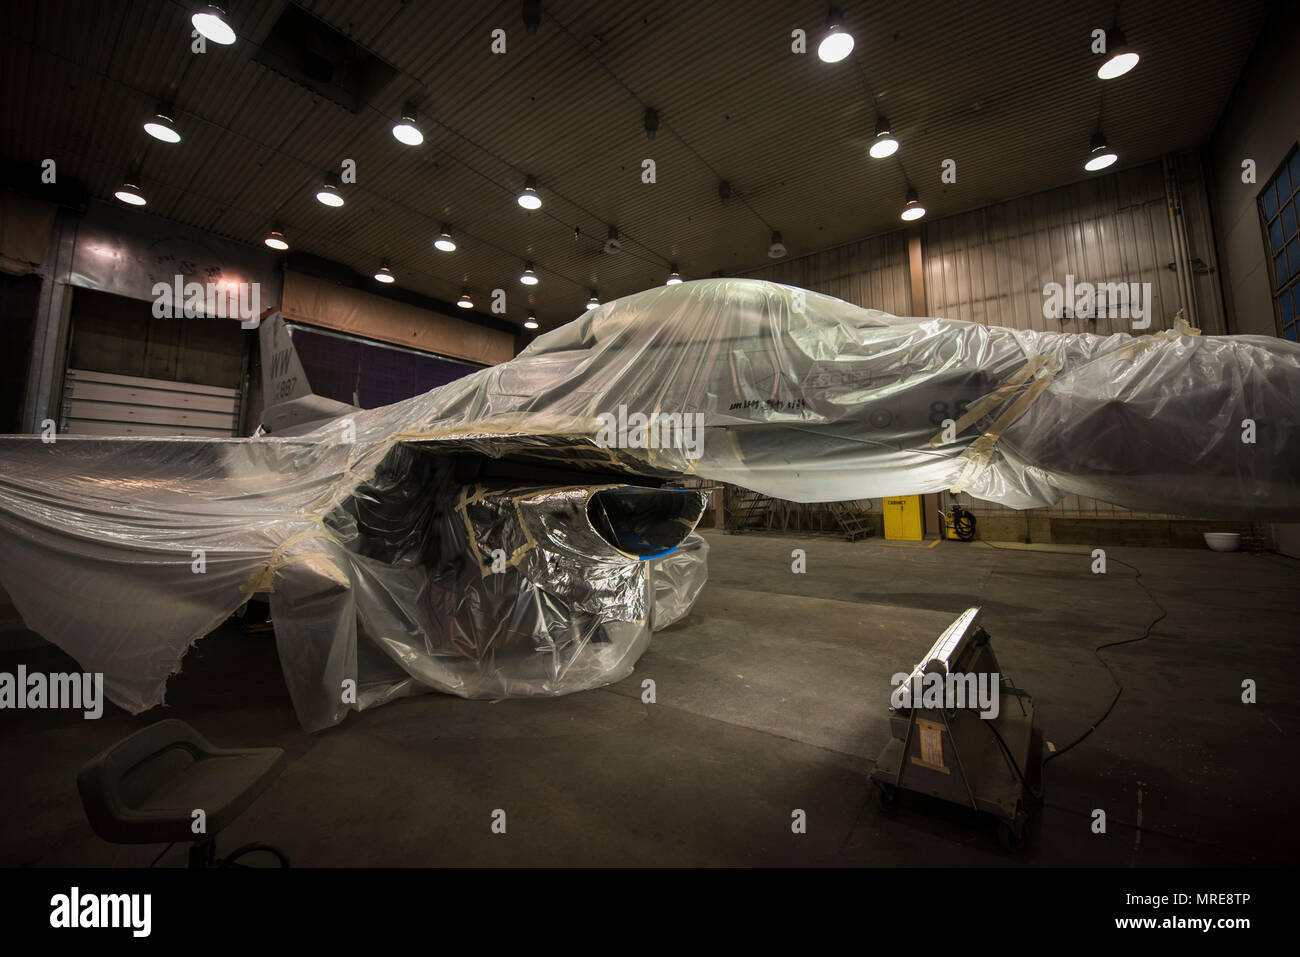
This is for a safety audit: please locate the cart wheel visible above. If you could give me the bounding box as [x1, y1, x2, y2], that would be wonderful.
[998, 808, 1030, 850]
[875, 782, 898, 811]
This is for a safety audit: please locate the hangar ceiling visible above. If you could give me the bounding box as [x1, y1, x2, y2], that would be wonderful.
[0, 0, 1274, 332]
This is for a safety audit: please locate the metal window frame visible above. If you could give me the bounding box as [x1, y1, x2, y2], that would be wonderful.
[1255, 143, 1300, 340]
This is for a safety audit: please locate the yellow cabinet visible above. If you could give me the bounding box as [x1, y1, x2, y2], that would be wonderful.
[882, 495, 923, 541]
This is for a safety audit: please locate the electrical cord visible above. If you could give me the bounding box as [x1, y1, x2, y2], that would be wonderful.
[149, 842, 176, 868]
[979, 538, 1167, 764]
[985, 714, 1043, 800]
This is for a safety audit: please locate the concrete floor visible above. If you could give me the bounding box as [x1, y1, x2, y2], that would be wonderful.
[1, 530, 1297, 866]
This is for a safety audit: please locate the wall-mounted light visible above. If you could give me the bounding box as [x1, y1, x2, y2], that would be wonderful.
[263, 225, 289, 250]
[520, 262, 539, 285]
[524, 315, 539, 330]
[1097, 26, 1139, 79]
[869, 116, 898, 158]
[457, 289, 473, 309]
[392, 102, 423, 146]
[517, 175, 541, 209]
[1084, 129, 1118, 171]
[374, 262, 395, 283]
[818, 5, 854, 63]
[191, 3, 236, 45]
[316, 172, 344, 207]
[900, 187, 926, 221]
[143, 102, 181, 143]
[434, 227, 456, 252]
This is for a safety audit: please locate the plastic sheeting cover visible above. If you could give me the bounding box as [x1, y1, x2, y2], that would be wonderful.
[0, 278, 1297, 730]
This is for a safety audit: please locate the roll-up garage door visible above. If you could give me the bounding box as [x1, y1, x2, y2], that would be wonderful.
[60, 287, 247, 437]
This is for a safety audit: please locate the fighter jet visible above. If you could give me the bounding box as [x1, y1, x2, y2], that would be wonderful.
[0, 279, 1295, 730]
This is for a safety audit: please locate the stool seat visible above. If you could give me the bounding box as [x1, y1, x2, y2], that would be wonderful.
[78, 719, 285, 851]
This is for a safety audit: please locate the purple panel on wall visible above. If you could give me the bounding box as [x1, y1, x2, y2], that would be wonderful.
[289, 325, 480, 409]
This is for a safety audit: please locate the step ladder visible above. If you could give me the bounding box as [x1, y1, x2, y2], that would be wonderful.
[827, 500, 874, 542]
[724, 488, 772, 533]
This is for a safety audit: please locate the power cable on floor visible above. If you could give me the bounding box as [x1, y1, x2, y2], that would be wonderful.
[978, 540, 1167, 764]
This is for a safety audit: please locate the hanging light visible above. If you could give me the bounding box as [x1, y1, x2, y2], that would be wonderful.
[434, 227, 456, 252]
[817, 5, 854, 63]
[374, 262, 395, 283]
[142, 102, 181, 143]
[666, 265, 683, 285]
[263, 225, 289, 251]
[1097, 27, 1139, 80]
[519, 262, 539, 285]
[868, 116, 899, 159]
[900, 187, 926, 221]
[114, 179, 146, 206]
[457, 289, 473, 309]
[517, 175, 542, 209]
[524, 315, 539, 330]
[768, 231, 787, 258]
[191, 3, 236, 45]
[392, 102, 423, 146]
[586, 293, 600, 311]
[315, 172, 344, 207]
[1084, 129, 1118, 171]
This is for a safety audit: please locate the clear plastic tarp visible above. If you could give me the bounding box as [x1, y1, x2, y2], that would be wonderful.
[0, 278, 1296, 729]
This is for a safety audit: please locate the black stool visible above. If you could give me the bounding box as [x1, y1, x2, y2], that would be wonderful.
[77, 718, 288, 867]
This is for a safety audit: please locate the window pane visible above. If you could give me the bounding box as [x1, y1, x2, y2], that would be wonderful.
[1276, 166, 1292, 200]
[1263, 182, 1280, 218]
[1271, 218, 1286, 250]
[1291, 151, 1300, 194]
[1283, 289, 1296, 326]
[1278, 249, 1291, 286]
[1284, 202, 1299, 239]
[1288, 238, 1300, 280]
[1286, 323, 1299, 342]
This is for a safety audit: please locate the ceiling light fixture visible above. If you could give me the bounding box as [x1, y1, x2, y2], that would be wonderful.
[434, 227, 456, 252]
[392, 102, 423, 146]
[586, 293, 600, 310]
[900, 187, 926, 221]
[374, 262, 395, 283]
[869, 115, 899, 158]
[517, 175, 542, 209]
[114, 179, 146, 206]
[1097, 26, 1139, 80]
[263, 225, 289, 250]
[457, 289, 473, 309]
[142, 102, 181, 143]
[1084, 129, 1118, 171]
[524, 315, 539, 330]
[191, 3, 236, 46]
[315, 173, 344, 207]
[666, 265, 683, 285]
[520, 262, 539, 285]
[817, 5, 854, 63]
[768, 231, 787, 258]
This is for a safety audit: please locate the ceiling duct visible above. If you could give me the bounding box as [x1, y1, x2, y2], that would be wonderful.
[254, 4, 398, 113]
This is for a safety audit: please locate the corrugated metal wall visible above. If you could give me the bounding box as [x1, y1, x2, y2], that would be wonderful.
[923, 156, 1222, 336]
[738, 232, 911, 314]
